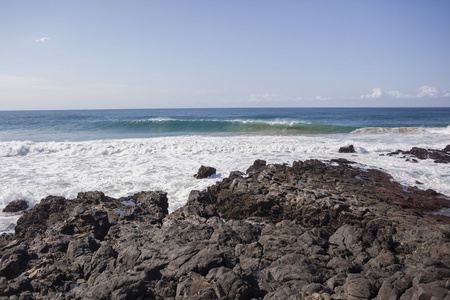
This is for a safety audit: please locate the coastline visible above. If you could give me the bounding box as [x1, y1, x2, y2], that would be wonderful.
[2, 134, 450, 218]
[1, 158, 449, 299]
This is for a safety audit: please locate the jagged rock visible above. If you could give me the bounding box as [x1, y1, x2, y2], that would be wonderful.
[387, 145, 450, 163]
[194, 166, 217, 179]
[203, 159, 450, 229]
[338, 145, 356, 153]
[1, 159, 449, 299]
[0, 244, 29, 280]
[246, 159, 266, 175]
[2, 200, 28, 213]
[14, 195, 74, 240]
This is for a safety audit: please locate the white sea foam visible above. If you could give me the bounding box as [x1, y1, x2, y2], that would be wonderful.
[1, 134, 449, 232]
[351, 126, 450, 135]
[137, 118, 178, 122]
[134, 118, 311, 126]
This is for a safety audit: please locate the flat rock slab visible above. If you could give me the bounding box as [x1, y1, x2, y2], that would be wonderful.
[387, 145, 450, 163]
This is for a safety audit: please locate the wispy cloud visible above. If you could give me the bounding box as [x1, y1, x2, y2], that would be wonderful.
[249, 93, 280, 103]
[0, 75, 60, 90]
[248, 92, 335, 103]
[314, 95, 330, 101]
[361, 88, 383, 99]
[35, 37, 50, 43]
[385, 90, 409, 98]
[361, 86, 449, 99]
[248, 93, 303, 103]
[416, 85, 438, 98]
[0, 74, 186, 109]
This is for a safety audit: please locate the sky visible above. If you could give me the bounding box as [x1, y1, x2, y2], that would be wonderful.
[0, 1, 449, 110]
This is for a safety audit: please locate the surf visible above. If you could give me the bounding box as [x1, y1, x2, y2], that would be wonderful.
[97, 118, 358, 135]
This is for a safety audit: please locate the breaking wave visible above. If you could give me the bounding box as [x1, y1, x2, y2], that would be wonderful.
[98, 118, 358, 135]
[351, 125, 450, 135]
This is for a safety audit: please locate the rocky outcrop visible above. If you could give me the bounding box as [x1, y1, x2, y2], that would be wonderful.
[387, 145, 450, 163]
[194, 166, 217, 179]
[246, 159, 266, 175]
[2, 200, 28, 213]
[0, 160, 449, 299]
[202, 159, 450, 229]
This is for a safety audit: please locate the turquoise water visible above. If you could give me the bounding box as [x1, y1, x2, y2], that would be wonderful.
[1, 107, 449, 142]
[1, 107, 449, 232]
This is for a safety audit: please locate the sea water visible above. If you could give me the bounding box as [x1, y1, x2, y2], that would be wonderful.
[1, 108, 449, 232]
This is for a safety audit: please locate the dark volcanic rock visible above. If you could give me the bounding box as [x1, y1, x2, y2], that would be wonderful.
[338, 144, 356, 153]
[194, 165, 217, 179]
[1, 160, 450, 299]
[246, 159, 266, 175]
[387, 145, 450, 163]
[2, 200, 28, 213]
[201, 159, 450, 229]
[14, 195, 70, 241]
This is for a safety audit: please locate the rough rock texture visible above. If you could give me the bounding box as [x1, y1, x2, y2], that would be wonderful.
[387, 145, 450, 163]
[246, 160, 267, 175]
[338, 145, 356, 153]
[203, 159, 450, 227]
[1, 160, 449, 299]
[2, 200, 28, 213]
[194, 166, 217, 179]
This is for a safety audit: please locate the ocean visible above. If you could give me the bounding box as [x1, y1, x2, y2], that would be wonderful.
[1, 107, 449, 232]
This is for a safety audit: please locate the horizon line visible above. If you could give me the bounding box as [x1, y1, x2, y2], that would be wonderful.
[1, 106, 450, 112]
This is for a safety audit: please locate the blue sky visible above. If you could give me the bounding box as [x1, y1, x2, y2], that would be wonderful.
[1, 1, 449, 109]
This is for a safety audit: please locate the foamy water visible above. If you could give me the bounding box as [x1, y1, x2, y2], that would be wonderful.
[1, 132, 449, 232]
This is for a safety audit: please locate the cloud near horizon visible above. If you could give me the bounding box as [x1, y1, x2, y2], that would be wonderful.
[248, 93, 333, 103]
[361, 86, 449, 99]
[249, 85, 449, 105]
[416, 86, 438, 98]
[35, 37, 50, 43]
[248, 93, 304, 103]
[314, 95, 330, 101]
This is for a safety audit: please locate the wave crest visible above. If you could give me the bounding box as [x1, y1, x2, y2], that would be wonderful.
[105, 119, 357, 135]
[351, 126, 450, 135]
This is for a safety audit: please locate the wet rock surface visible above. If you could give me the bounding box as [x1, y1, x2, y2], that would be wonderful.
[194, 166, 217, 179]
[1, 160, 449, 299]
[2, 200, 28, 213]
[387, 145, 450, 163]
[338, 145, 356, 153]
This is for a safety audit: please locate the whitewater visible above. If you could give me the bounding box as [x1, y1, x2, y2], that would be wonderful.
[1, 131, 449, 232]
[1, 107, 449, 232]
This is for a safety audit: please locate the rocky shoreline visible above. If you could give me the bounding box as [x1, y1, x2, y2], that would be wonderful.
[1, 159, 450, 299]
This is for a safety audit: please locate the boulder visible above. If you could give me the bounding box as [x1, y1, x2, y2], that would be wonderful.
[343, 274, 377, 300]
[2, 200, 28, 213]
[194, 166, 217, 179]
[338, 145, 356, 153]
